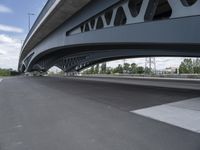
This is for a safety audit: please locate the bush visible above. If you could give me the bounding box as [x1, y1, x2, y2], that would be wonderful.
[0, 69, 11, 76]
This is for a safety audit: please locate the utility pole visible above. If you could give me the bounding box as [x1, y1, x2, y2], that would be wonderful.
[28, 13, 35, 31]
[145, 57, 156, 74]
[123, 59, 126, 66]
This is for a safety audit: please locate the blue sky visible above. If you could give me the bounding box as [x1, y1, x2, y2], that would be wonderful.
[0, 0, 186, 70]
[0, 0, 47, 36]
[0, 0, 47, 69]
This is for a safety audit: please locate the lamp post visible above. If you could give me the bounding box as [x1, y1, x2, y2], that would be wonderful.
[28, 13, 35, 31]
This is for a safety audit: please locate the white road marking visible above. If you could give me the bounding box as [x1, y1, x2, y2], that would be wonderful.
[0, 79, 2, 82]
[131, 97, 200, 133]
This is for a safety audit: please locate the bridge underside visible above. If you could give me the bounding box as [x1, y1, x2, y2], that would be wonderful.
[19, 0, 200, 73]
[24, 42, 200, 73]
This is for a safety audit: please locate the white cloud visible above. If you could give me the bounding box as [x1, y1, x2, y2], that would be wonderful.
[0, 4, 12, 13]
[0, 24, 23, 33]
[0, 34, 21, 69]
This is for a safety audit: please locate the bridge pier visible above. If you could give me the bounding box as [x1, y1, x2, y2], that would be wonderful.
[25, 71, 47, 77]
[64, 71, 79, 77]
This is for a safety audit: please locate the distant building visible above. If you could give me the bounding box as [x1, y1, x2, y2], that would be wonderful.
[164, 67, 178, 74]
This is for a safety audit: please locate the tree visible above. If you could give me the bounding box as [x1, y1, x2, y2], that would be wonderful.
[100, 63, 107, 74]
[144, 67, 152, 74]
[193, 58, 200, 74]
[137, 66, 145, 74]
[179, 59, 193, 74]
[90, 66, 95, 74]
[106, 67, 112, 74]
[123, 63, 130, 73]
[130, 63, 137, 74]
[113, 64, 123, 74]
[0, 68, 11, 76]
[94, 64, 99, 74]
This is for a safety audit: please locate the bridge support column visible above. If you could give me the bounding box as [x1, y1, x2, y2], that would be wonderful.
[25, 71, 47, 77]
[64, 71, 79, 77]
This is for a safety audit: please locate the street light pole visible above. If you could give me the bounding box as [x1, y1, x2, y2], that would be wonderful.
[28, 13, 35, 31]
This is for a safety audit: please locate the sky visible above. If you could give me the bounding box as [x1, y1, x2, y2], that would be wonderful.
[0, 0, 47, 69]
[0, 0, 190, 71]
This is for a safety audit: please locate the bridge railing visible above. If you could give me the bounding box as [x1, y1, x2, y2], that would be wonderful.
[22, 0, 56, 50]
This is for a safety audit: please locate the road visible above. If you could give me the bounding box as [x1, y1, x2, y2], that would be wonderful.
[0, 76, 200, 150]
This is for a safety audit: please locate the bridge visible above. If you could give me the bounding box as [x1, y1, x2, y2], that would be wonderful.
[18, 0, 200, 73]
[2, 1, 199, 149]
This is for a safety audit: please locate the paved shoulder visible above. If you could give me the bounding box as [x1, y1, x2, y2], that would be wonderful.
[133, 97, 200, 133]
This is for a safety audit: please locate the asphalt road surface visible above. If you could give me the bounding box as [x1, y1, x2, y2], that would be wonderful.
[0, 76, 200, 150]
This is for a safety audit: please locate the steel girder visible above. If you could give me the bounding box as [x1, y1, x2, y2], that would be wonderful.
[19, 0, 200, 73]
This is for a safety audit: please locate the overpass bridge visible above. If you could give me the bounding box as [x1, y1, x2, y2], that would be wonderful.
[19, 0, 200, 73]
